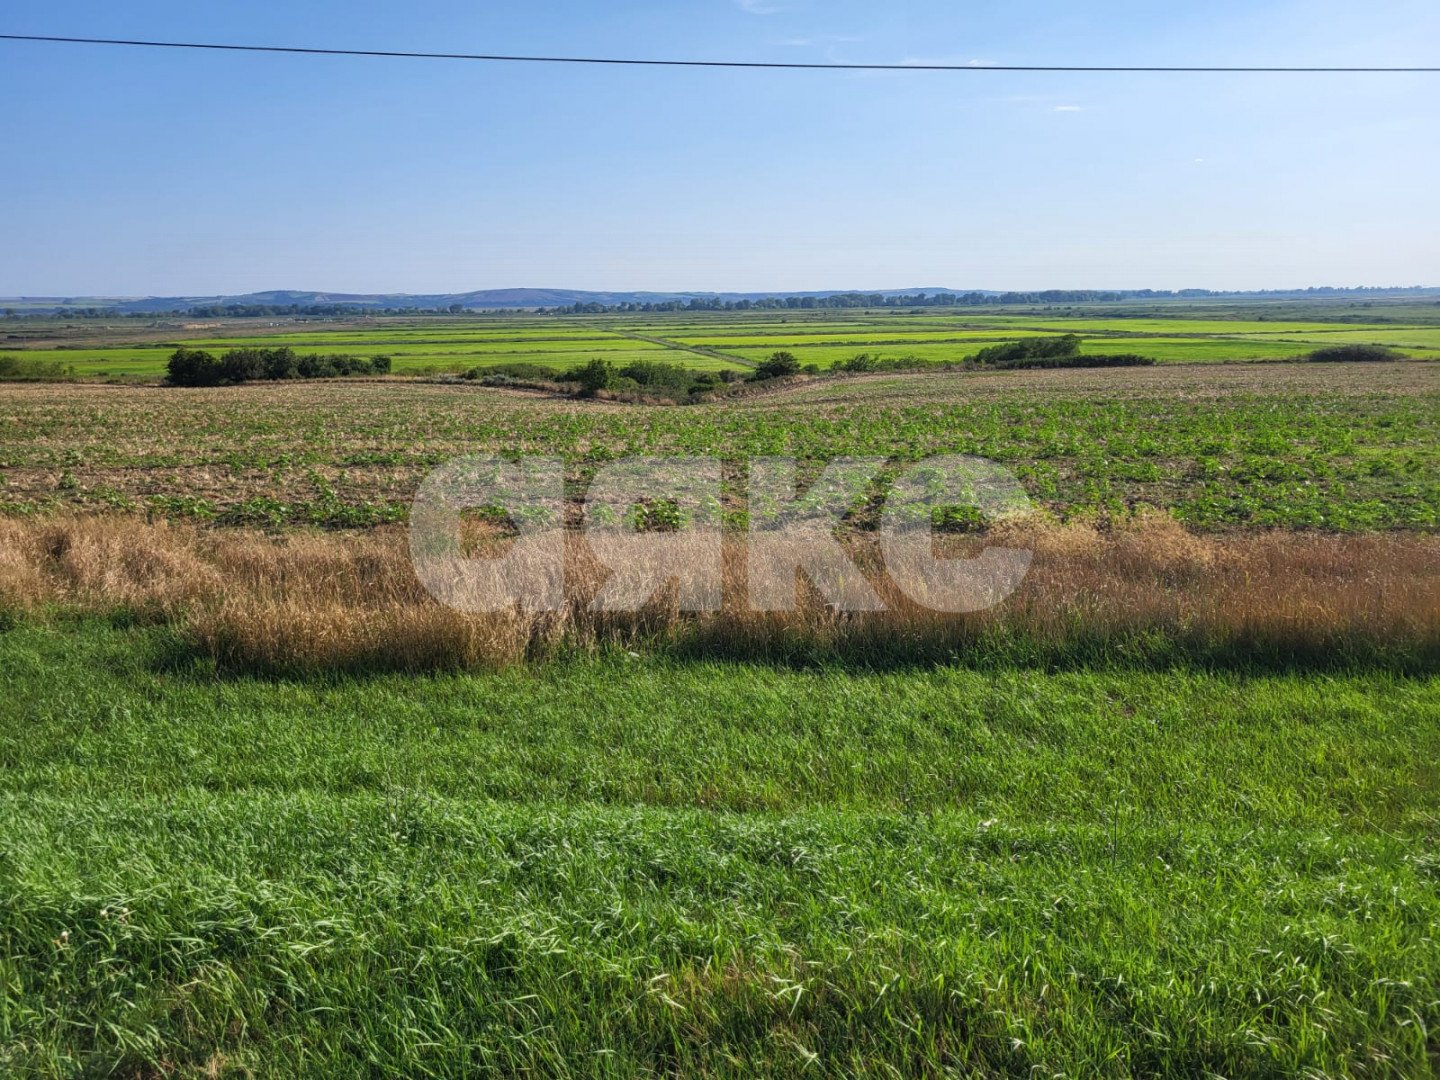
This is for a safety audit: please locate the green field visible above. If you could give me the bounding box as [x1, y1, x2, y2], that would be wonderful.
[6, 306, 1438, 378]
[2, 622, 1438, 1076]
[2, 363, 1435, 530]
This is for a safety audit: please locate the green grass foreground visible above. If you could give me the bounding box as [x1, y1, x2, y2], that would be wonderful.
[2, 622, 1438, 1076]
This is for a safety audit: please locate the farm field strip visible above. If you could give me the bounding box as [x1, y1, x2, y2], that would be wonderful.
[2, 365, 1435, 530]
[9, 311, 1437, 377]
[7, 345, 754, 377]
[721, 338, 1335, 364]
[1241, 327, 1440, 349]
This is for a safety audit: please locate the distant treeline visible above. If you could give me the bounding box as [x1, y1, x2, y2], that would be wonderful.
[167, 347, 392, 386]
[2, 303, 490, 320]
[541, 286, 1440, 315]
[8, 284, 1437, 319]
[551, 291, 1170, 314]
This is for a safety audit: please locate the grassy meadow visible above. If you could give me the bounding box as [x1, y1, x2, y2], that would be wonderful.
[2, 621, 1439, 1076]
[1, 303, 1438, 1077]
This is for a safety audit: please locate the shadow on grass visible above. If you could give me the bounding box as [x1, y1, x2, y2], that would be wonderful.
[139, 618, 1440, 684]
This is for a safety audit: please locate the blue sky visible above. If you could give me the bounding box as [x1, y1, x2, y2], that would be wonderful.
[3, 0, 1437, 295]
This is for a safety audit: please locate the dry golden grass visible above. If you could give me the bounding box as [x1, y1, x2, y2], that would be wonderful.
[2, 513, 1436, 672]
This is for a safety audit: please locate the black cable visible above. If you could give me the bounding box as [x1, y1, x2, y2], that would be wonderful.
[1, 33, 1436, 72]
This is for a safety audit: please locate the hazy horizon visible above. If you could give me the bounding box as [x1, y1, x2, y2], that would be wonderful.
[4, 282, 1440, 302]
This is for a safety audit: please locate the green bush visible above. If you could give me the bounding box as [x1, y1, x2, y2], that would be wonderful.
[750, 351, 802, 380]
[574, 358, 615, 397]
[835, 353, 939, 374]
[464, 362, 556, 382]
[218, 348, 267, 383]
[971, 334, 1082, 366]
[202, 348, 384, 385]
[166, 348, 224, 387]
[262, 347, 299, 380]
[0, 354, 74, 381]
[618, 360, 694, 391]
[1306, 344, 1404, 363]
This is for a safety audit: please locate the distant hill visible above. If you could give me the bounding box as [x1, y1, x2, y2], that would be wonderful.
[3, 286, 1436, 315]
[0, 287, 988, 314]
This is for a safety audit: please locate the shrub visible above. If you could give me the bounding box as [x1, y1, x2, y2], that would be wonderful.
[166, 348, 223, 387]
[751, 351, 802, 380]
[574, 358, 615, 397]
[971, 334, 1082, 366]
[297, 354, 339, 379]
[834, 353, 939, 374]
[178, 347, 385, 386]
[618, 360, 694, 391]
[836, 353, 879, 372]
[0, 354, 74, 380]
[1306, 344, 1404, 363]
[464, 362, 556, 382]
[262, 347, 299, 380]
[218, 348, 267, 383]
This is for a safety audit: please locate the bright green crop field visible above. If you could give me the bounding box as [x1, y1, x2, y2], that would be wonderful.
[5, 304, 1438, 377]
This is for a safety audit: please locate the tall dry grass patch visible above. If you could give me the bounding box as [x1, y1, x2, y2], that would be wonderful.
[1, 514, 1436, 672]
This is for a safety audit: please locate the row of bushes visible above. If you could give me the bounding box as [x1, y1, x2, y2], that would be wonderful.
[1305, 344, 1405, 363]
[454, 338, 1413, 406]
[167, 347, 392, 386]
[968, 334, 1155, 369]
[565, 358, 740, 400]
[463, 358, 745, 402]
[832, 340, 1155, 373]
[0, 354, 75, 381]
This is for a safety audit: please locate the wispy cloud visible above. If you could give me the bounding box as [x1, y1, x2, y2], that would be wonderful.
[1053, 104, 1084, 112]
[736, 0, 783, 13]
[778, 35, 864, 47]
[898, 56, 995, 68]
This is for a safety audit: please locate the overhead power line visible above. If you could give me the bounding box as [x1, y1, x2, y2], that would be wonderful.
[1, 33, 1436, 73]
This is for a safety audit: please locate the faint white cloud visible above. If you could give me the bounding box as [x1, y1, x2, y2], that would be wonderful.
[736, 0, 783, 13]
[779, 35, 864, 46]
[899, 56, 994, 67]
[1053, 105, 1084, 112]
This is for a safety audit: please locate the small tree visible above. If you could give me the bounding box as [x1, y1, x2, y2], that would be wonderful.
[257, 347, 297, 380]
[166, 348, 222, 386]
[218, 348, 265, 384]
[575, 358, 614, 397]
[752, 351, 801, 380]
